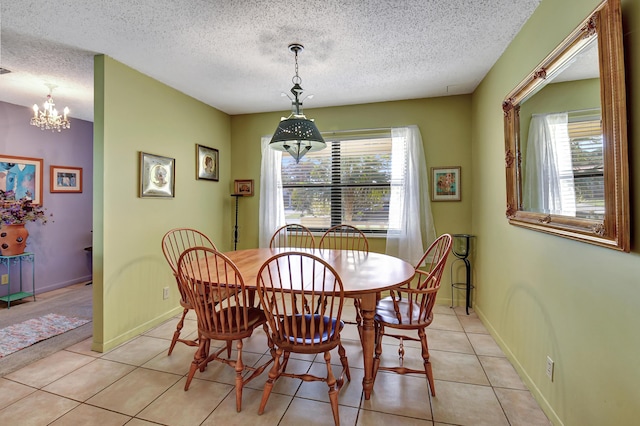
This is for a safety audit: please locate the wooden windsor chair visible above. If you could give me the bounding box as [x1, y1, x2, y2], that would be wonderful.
[161, 228, 216, 355]
[256, 251, 351, 426]
[320, 224, 369, 341]
[176, 246, 274, 412]
[372, 233, 453, 396]
[269, 223, 316, 249]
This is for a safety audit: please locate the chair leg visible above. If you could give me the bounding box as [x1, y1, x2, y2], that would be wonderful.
[168, 307, 189, 355]
[324, 351, 340, 426]
[185, 338, 207, 390]
[281, 351, 291, 374]
[419, 328, 435, 396]
[354, 298, 363, 345]
[263, 324, 276, 357]
[373, 322, 383, 384]
[259, 347, 283, 415]
[235, 339, 244, 412]
[200, 338, 211, 372]
[337, 343, 351, 383]
[328, 388, 340, 426]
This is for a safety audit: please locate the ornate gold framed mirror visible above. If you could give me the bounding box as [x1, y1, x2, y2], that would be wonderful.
[502, 0, 629, 252]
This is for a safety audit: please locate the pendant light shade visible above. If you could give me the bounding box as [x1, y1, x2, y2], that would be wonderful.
[270, 115, 325, 161]
[269, 44, 325, 163]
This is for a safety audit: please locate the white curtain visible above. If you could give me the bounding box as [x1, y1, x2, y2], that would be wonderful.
[385, 125, 436, 265]
[523, 113, 576, 216]
[258, 136, 285, 247]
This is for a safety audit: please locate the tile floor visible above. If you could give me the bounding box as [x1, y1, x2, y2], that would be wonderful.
[0, 303, 551, 425]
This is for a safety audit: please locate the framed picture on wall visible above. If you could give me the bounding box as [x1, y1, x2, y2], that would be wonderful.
[50, 165, 83, 193]
[196, 144, 219, 181]
[0, 154, 44, 205]
[431, 166, 461, 201]
[139, 152, 175, 198]
[234, 179, 254, 196]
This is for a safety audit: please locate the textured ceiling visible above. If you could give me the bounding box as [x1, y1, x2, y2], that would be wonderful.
[0, 0, 541, 122]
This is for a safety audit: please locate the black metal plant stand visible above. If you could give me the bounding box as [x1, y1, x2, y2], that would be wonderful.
[231, 194, 243, 250]
[450, 234, 474, 315]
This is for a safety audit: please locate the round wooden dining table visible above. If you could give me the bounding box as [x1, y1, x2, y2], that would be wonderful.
[223, 247, 416, 400]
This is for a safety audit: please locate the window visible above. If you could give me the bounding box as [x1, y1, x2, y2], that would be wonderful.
[261, 125, 433, 262]
[281, 133, 392, 233]
[567, 117, 604, 219]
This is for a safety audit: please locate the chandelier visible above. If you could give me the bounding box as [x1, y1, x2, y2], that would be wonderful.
[30, 89, 70, 132]
[269, 44, 325, 163]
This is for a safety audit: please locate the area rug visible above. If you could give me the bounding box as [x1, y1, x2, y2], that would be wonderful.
[0, 313, 90, 358]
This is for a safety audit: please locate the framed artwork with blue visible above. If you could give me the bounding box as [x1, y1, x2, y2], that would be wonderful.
[50, 165, 82, 193]
[0, 154, 44, 205]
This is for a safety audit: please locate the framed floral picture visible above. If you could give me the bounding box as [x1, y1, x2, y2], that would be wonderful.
[196, 144, 219, 181]
[0, 154, 44, 205]
[50, 165, 82, 193]
[234, 179, 254, 196]
[140, 152, 175, 198]
[431, 166, 461, 201]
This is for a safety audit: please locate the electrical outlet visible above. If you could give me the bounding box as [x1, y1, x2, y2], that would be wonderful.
[1, 274, 8, 285]
[546, 356, 554, 381]
[163, 287, 169, 300]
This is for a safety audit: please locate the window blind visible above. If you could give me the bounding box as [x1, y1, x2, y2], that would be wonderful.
[281, 136, 393, 232]
[568, 118, 604, 219]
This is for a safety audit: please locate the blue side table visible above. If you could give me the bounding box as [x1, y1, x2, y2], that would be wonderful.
[0, 252, 36, 309]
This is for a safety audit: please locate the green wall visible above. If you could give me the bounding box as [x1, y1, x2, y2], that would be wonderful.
[230, 96, 474, 305]
[93, 56, 232, 351]
[471, 0, 640, 424]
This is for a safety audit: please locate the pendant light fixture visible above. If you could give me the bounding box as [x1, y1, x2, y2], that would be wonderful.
[30, 85, 70, 132]
[269, 43, 325, 163]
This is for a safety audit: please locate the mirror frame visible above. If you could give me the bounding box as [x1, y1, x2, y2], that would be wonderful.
[502, 0, 629, 252]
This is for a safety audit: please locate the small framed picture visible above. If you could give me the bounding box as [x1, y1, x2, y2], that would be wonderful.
[50, 165, 83, 193]
[0, 154, 44, 205]
[196, 144, 219, 181]
[431, 166, 461, 201]
[234, 179, 254, 196]
[140, 152, 175, 198]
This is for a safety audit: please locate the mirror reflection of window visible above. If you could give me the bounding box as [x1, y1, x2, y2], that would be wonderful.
[523, 110, 603, 219]
[567, 112, 604, 219]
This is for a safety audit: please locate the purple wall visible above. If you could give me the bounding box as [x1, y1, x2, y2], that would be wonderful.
[0, 101, 93, 296]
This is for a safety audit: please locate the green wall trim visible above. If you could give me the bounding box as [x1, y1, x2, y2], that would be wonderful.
[93, 307, 182, 352]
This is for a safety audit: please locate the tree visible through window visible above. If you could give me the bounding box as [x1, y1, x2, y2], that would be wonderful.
[568, 117, 604, 219]
[281, 135, 392, 233]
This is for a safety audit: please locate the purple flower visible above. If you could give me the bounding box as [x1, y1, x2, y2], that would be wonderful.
[0, 189, 51, 225]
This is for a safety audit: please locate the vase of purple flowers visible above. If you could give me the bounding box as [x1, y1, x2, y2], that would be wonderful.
[0, 190, 50, 255]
